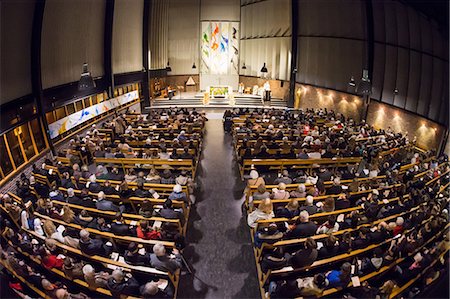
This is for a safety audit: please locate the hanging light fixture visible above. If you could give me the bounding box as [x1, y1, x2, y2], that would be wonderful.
[348, 76, 356, 87]
[78, 63, 96, 90]
[192, 62, 197, 69]
[260, 62, 268, 73]
[166, 61, 172, 72]
[242, 62, 247, 70]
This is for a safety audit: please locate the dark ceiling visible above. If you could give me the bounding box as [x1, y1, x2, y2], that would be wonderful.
[403, 0, 449, 37]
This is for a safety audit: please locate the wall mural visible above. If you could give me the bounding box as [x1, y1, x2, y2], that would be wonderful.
[48, 90, 139, 139]
[201, 21, 239, 75]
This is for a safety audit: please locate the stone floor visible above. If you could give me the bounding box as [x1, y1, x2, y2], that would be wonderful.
[177, 113, 260, 299]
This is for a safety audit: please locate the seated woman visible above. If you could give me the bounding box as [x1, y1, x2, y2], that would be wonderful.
[272, 183, 290, 200]
[252, 184, 270, 200]
[254, 223, 283, 248]
[275, 198, 299, 218]
[247, 198, 274, 228]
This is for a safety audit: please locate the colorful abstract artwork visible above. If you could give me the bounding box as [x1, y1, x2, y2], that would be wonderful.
[48, 91, 139, 139]
[201, 22, 239, 75]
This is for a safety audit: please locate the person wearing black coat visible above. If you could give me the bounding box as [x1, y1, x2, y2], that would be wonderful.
[158, 199, 185, 225]
[319, 235, 340, 258]
[79, 229, 112, 257]
[285, 211, 317, 239]
[290, 238, 318, 269]
[107, 270, 140, 297]
[124, 242, 149, 266]
[110, 213, 135, 236]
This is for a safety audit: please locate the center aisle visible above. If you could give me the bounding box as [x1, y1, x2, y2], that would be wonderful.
[177, 112, 260, 298]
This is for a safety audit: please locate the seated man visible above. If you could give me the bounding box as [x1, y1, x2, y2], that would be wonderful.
[79, 229, 112, 257]
[285, 211, 317, 239]
[66, 188, 81, 205]
[149, 243, 182, 273]
[107, 269, 140, 297]
[110, 212, 135, 236]
[124, 242, 149, 266]
[96, 191, 124, 212]
[168, 184, 187, 203]
[158, 199, 185, 225]
[140, 281, 172, 298]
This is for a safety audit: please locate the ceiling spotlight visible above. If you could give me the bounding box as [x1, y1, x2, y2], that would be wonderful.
[394, 88, 399, 95]
[78, 63, 96, 91]
[166, 61, 172, 72]
[242, 63, 247, 70]
[260, 63, 268, 73]
[192, 62, 197, 69]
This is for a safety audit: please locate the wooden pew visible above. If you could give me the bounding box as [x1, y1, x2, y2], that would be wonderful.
[241, 157, 363, 180]
[34, 212, 176, 248]
[320, 224, 450, 298]
[51, 200, 183, 234]
[25, 228, 180, 288]
[93, 157, 197, 178]
[0, 257, 52, 299]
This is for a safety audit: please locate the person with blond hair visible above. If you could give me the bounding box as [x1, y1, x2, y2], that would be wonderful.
[272, 182, 290, 200]
[247, 198, 274, 228]
[61, 205, 75, 223]
[275, 198, 299, 218]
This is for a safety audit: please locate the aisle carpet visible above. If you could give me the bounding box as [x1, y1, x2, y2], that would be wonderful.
[177, 113, 260, 298]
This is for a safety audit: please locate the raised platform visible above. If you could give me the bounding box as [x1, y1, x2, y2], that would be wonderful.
[151, 92, 287, 108]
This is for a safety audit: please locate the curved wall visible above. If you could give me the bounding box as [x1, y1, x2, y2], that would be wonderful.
[41, 0, 105, 89]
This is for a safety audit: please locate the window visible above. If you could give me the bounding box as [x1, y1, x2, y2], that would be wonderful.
[6, 129, 25, 167]
[46, 111, 56, 124]
[97, 93, 104, 103]
[18, 124, 35, 161]
[66, 103, 76, 115]
[75, 100, 83, 111]
[0, 136, 14, 176]
[83, 97, 91, 108]
[30, 118, 46, 152]
[55, 107, 66, 120]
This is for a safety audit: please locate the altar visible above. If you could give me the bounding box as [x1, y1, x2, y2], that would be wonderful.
[208, 86, 232, 99]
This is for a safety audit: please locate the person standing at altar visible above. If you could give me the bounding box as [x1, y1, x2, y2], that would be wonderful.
[263, 81, 271, 102]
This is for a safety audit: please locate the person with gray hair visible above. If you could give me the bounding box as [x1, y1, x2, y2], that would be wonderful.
[326, 177, 343, 195]
[65, 188, 81, 205]
[95, 191, 123, 212]
[290, 184, 307, 198]
[79, 229, 112, 257]
[140, 280, 173, 298]
[274, 170, 293, 185]
[285, 210, 317, 239]
[150, 243, 183, 273]
[300, 195, 319, 215]
[168, 184, 188, 203]
[106, 269, 140, 297]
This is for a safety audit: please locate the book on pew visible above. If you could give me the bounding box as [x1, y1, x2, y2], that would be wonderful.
[316, 242, 324, 250]
[351, 276, 361, 287]
[110, 252, 120, 261]
[153, 192, 160, 199]
[129, 221, 138, 226]
[157, 279, 168, 290]
[153, 221, 162, 229]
